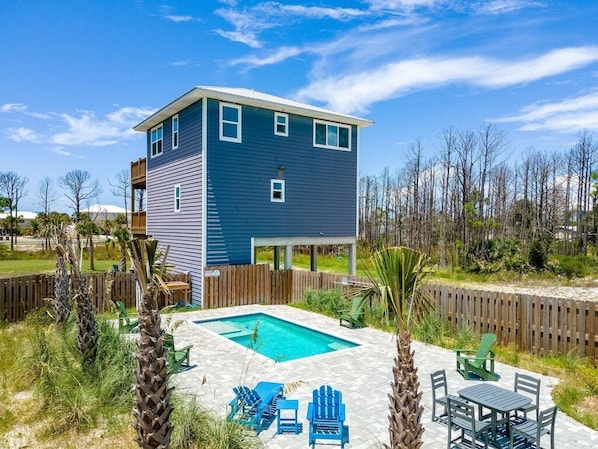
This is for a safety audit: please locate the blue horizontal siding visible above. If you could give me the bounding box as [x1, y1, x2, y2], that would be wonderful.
[205, 99, 358, 265]
[147, 100, 202, 170]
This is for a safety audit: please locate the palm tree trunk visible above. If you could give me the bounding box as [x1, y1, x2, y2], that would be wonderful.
[133, 288, 174, 449]
[53, 254, 71, 325]
[119, 241, 127, 272]
[385, 330, 424, 449]
[71, 274, 98, 366]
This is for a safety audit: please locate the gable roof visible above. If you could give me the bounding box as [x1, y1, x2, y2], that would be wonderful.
[134, 86, 373, 132]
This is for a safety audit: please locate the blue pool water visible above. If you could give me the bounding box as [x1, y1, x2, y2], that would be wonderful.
[194, 313, 358, 362]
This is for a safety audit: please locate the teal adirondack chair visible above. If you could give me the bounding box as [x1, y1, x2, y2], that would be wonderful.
[114, 300, 139, 333]
[455, 333, 498, 381]
[164, 333, 193, 374]
[227, 381, 284, 434]
[338, 297, 367, 328]
[307, 385, 349, 448]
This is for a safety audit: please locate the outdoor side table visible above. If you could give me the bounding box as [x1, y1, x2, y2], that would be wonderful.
[276, 398, 300, 434]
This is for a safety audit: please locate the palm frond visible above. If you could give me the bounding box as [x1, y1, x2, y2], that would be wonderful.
[358, 246, 434, 331]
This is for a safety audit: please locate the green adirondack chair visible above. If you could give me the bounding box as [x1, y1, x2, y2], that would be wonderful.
[455, 333, 498, 381]
[338, 297, 367, 328]
[164, 333, 193, 374]
[114, 300, 139, 333]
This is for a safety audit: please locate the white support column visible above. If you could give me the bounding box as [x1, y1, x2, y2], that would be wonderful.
[284, 245, 293, 270]
[348, 243, 356, 275]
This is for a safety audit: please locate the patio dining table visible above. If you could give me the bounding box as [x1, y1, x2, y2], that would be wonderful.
[458, 383, 531, 448]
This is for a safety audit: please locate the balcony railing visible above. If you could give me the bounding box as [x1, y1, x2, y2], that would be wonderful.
[131, 158, 146, 187]
[131, 211, 146, 235]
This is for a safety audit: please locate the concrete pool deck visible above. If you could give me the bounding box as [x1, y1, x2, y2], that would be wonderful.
[166, 304, 598, 448]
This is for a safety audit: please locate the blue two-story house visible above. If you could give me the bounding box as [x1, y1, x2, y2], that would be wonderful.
[133, 86, 372, 305]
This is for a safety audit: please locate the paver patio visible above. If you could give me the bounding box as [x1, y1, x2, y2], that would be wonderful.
[167, 304, 598, 448]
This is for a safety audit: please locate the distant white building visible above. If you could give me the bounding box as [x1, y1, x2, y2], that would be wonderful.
[0, 210, 38, 229]
[83, 204, 130, 222]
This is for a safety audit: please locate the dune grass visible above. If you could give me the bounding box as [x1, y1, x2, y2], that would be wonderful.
[0, 308, 264, 449]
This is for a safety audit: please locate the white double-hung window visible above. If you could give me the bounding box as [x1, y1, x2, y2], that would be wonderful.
[271, 179, 285, 202]
[219, 102, 242, 143]
[172, 114, 179, 149]
[274, 112, 288, 136]
[174, 185, 181, 212]
[151, 124, 163, 157]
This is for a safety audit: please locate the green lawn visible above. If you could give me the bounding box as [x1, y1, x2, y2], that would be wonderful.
[0, 259, 119, 276]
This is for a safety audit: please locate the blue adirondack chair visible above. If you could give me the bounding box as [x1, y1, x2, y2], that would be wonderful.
[307, 385, 349, 448]
[227, 381, 284, 434]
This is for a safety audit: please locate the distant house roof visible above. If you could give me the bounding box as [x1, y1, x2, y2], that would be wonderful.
[134, 86, 374, 132]
[83, 204, 129, 215]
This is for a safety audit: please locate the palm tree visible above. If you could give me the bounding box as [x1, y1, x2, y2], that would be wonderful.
[112, 224, 130, 272]
[360, 247, 433, 449]
[53, 253, 71, 326]
[128, 238, 174, 449]
[52, 224, 98, 365]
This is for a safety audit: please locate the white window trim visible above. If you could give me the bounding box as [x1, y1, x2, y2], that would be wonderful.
[150, 124, 163, 158]
[172, 114, 179, 149]
[274, 112, 288, 137]
[271, 179, 285, 203]
[219, 102, 242, 143]
[174, 184, 181, 213]
[313, 119, 351, 151]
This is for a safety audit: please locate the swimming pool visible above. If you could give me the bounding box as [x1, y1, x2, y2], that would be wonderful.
[194, 313, 359, 362]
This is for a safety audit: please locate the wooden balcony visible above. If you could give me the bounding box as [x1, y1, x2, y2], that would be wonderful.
[131, 211, 146, 236]
[131, 158, 146, 187]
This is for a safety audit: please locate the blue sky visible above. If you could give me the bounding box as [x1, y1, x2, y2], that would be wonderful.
[2, 0, 598, 213]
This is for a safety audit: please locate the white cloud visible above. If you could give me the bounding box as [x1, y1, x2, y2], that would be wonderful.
[474, 0, 545, 15]
[1, 103, 28, 113]
[255, 3, 365, 21]
[50, 147, 72, 156]
[1, 103, 51, 119]
[215, 28, 261, 48]
[229, 46, 302, 68]
[494, 91, 598, 132]
[50, 106, 155, 147]
[365, 0, 444, 10]
[295, 46, 598, 114]
[7, 127, 39, 143]
[164, 15, 195, 23]
[215, 2, 368, 48]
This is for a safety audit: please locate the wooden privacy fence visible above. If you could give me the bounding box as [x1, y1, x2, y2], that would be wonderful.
[429, 284, 598, 367]
[0, 273, 136, 322]
[2, 267, 597, 366]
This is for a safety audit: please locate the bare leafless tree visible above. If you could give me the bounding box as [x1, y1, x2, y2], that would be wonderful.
[0, 171, 29, 250]
[109, 169, 130, 213]
[38, 176, 58, 249]
[59, 170, 102, 222]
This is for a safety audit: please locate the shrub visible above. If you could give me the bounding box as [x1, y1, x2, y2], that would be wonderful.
[413, 313, 447, 344]
[548, 255, 594, 279]
[452, 324, 476, 349]
[170, 397, 261, 449]
[17, 315, 135, 435]
[302, 288, 344, 316]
